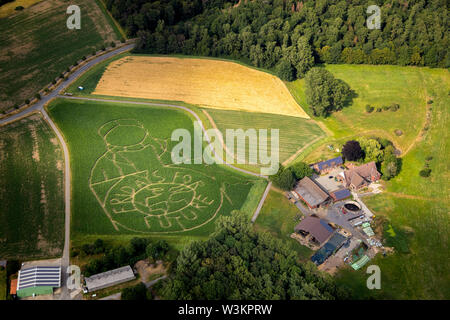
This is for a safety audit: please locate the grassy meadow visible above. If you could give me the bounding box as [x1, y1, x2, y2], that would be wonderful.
[47, 98, 260, 246]
[0, 0, 118, 112]
[0, 114, 64, 259]
[286, 65, 449, 163]
[333, 69, 449, 300]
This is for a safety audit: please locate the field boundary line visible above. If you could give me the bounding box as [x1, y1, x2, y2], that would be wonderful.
[40, 108, 71, 300]
[0, 44, 135, 127]
[95, 0, 127, 40]
[202, 109, 240, 163]
[282, 135, 326, 167]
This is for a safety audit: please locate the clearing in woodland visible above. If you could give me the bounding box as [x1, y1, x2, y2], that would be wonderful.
[93, 56, 309, 118]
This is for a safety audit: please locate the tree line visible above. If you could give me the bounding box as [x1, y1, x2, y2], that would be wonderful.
[105, 0, 448, 80]
[156, 212, 349, 299]
[74, 238, 170, 277]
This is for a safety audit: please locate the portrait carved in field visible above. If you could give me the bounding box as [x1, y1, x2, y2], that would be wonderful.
[89, 119, 226, 233]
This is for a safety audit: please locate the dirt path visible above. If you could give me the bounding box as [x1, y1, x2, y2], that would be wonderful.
[202, 109, 238, 163]
[401, 97, 432, 156]
[41, 108, 71, 300]
[251, 182, 272, 223]
[282, 135, 325, 166]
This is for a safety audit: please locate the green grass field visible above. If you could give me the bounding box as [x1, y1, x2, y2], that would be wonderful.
[334, 70, 449, 300]
[0, 114, 64, 259]
[47, 98, 260, 245]
[0, 268, 6, 300]
[286, 65, 449, 163]
[254, 190, 313, 262]
[204, 108, 325, 171]
[0, 0, 118, 112]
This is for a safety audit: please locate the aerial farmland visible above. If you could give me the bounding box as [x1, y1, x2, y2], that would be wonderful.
[0, 0, 448, 307]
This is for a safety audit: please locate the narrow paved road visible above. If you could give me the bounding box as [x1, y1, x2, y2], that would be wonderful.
[41, 108, 72, 300]
[0, 44, 134, 127]
[1, 43, 271, 299]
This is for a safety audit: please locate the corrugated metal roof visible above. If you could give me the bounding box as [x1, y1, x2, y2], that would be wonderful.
[85, 265, 135, 292]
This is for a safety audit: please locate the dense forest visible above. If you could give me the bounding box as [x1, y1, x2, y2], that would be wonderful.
[156, 212, 349, 299]
[105, 0, 449, 80]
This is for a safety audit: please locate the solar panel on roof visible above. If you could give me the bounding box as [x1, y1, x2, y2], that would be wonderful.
[317, 156, 343, 170]
[17, 266, 61, 290]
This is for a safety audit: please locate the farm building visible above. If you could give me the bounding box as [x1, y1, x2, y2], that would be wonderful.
[330, 188, 352, 202]
[16, 266, 61, 298]
[313, 156, 343, 174]
[311, 232, 348, 265]
[341, 162, 381, 190]
[294, 216, 334, 245]
[293, 177, 330, 208]
[84, 265, 135, 292]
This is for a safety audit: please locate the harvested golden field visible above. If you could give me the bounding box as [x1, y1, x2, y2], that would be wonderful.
[94, 56, 309, 118]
